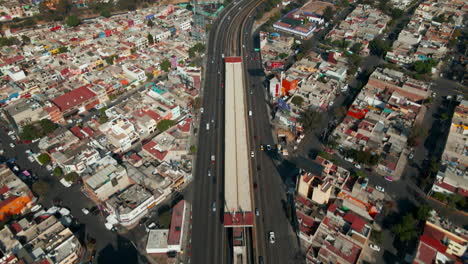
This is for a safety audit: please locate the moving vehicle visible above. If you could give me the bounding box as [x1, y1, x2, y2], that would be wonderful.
[269, 232, 275, 244]
[260, 145, 264, 151]
[206, 123, 210, 130]
[208, 170, 211, 177]
[255, 208, 260, 216]
[211, 155, 215, 163]
[212, 202, 216, 212]
[369, 244, 381, 252]
[249, 110, 252, 116]
[266, 145, 271, 151]
[251, 151, 255, 158]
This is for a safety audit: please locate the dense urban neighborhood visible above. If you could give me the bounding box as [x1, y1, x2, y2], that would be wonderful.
[0, 0, 465, 263]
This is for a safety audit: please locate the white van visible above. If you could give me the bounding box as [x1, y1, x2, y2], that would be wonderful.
[249, 110, 252, 116]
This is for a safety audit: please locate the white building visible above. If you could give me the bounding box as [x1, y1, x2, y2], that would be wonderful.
[106, 184, 156, 226]
[83, 162, 131, 201]
[123, 64, 147, 82]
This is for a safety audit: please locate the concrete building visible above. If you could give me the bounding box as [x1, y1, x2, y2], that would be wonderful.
[4, 98, 48, 127]
[123, 64, 147, 82]
[0, 167, 34, 221]
[83, 162, 131, 202]
[98, 117, 140, 153]
[413, 221, 468, 264]
[297, 173, 333, 205]
[146, 200, 186, 253]
[106, 184, 156, 226]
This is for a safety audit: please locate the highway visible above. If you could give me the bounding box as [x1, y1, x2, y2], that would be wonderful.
[240, 14, 303, 264]
[190, 0, 302, 263]
[190, 1, 262, 263]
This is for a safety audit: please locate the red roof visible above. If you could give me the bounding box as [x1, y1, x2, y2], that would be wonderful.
[225, 57, 242, 63]
[0, 186, 9, 195]
[52, 85, 96, 112]
[142, 140, 168, 161]
[70, 126, 86, 139]
[344, 212, 366, 233]
[224, 212, 254, 227]
[10, 222, 22, 233]
[457, 187, 468, 197]
[434, 181, 456, 193]
[177, 118, 191, 132]
[168, 200, 185, 245]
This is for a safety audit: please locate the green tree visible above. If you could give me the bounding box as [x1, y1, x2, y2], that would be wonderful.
[147, 19, 154, 27]
[157, 120, 176, 132]
[408, 124, 428, 147]
[146, 72, 154, 80]
[58, 46, 68, 53]
[369, 39, 390, 57]
[412, 59, 437, 74]
[322, 6, 334, 22]
[101, 9, 112, 18]
[64, 172, 80, 183]
[279, 53, 288, 59]
[393, 214, 418, 242]
[21, 35, 31, 44]
[20, 124, 41, 141]
[0, 37, 19, 47]
[416, 204, 432, 221]
[147, 33, 154, 45]
[37, 153, 51, 165]
[40, 119, 58, 133]
[298, 110, 323, 131]
[350, 43, 363, 54]
[190, 145, 197, 153]
[66, 15, 80, 27]
[291, 96, 304, 106]
[53, 167, 63, 178]
[98, 116, 108, 124]
[193, 97, 202, 109]
[32, 181, 49, 196]
[160, 59, 171, 72]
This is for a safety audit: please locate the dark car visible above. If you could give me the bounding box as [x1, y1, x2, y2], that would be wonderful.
[259, 256, 264, 264]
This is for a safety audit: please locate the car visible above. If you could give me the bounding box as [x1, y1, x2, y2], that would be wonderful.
[269, 232, 275, 244]
[266, 145, 271, 151]
[9, 143, 15, 148]
[384, 176, 394, 182]
[211, 119, 215, 123]
[9, 134, 16, 141]
[258, 256, 264, 264]
[408, 153, 414, 160]
[27, 156, 35, 163]
[249, 110, 252, 116]
[221, 53, 225, 59]
[208, 170, 211, 177]
[354, 163, 362, 169]
[211, 155, 215, 163]
[212, 202, 216, 212]
[255, 208, 259, 216]
[206, 123, 210, 130]
[200, 107, 204, 113]
[251, 151, 255, 158]
[375, 186, 385, 192]
[260, 145, 264, 151]
[250, 89, 253, 94]
[81, 208, 90, 215]
[369, 244, 381, 252]
[25, 149, 32, 155]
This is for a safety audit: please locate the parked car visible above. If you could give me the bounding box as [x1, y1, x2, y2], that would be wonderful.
[260, 145, 264, 151]
[81, 208, 90, 215]
[27, 156, 35, 163]
[266, 145, 271, 151]
[384, 176, 394, 182]
[255, 208, 260, 216]
[9, 143, 15, 148]
[369, 244, 381, 252]
[354, 163, 362, 169]
[376, 186, 385, 192]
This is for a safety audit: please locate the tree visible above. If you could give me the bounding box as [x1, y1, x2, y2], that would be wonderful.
[40, 119, 58, 133]
[298, 110, 323, 131]
[408, 124, 428, 147]
[393, 214, 418, 242]
[58, 46, 68, 53]
[146, 72, 154, 80]
[412, 59, 437, 74]
[350, 43, 363, 54]
[291, 96, 304, 106]
[53, 167, 63, 178]
[322, 6, 334, 22]
[20, 124, 41, 140]
[37, 153, 51, 165]
[157, 120, 176, 132]
[160, 59, 171, 72]
[21, 35, 31, 44]
[66, 15, 80, 27]
[0, 37, 19, 47]
[147, 19, 154, 27]
[64, 172, 80, 183]
[369, 39, 390, 57]
[190, 145, 197, 153]
[147, 33, 154, 45]
[279, 53, 288, 59]
[186, 4, 193, 11]
[105, 56, 115, 65]
[101, 9, 112, 18]
[193, 97, 202, 109]
[32, 181, 49, 196]
[416, 204, 432, 221]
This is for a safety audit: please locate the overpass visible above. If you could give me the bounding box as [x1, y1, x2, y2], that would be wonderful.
[224, 57, 253, 227]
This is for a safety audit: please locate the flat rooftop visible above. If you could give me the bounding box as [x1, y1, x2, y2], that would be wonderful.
[107, 184, 153, 215]
[224, 57, 253, 226]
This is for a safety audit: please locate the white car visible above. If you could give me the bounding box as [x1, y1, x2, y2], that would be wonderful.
[200, 107, 204, 114]
[81, 208, 90, 215]
[269, 232, 275, 244]
[376, 186, 385, 192]
[27, 156, 35, 163]
[369, 243, 381, 252]
[251, 151, 255, 158]
[46, 165, 53, 171]
[249, 110, 252, 116]
[208, 170, 211, 177]
[212, 202, 216, 212]
[354, 164, 362, 169]
[206, 123, 210, 130]
[9, 143, 15, 148]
